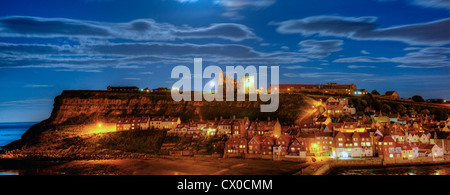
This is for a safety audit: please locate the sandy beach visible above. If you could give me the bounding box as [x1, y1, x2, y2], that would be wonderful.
[0, 156, 309, 175]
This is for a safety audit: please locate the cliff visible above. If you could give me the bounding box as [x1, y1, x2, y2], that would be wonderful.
[47, 90, 272, 125]
[4, 90, 308, 150]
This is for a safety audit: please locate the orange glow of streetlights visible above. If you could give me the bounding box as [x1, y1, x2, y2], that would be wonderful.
[82, 122, 116, 135]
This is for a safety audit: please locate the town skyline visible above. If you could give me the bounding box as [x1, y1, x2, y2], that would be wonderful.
[0, 80, 446, 123]
[0, 0, 449, 123]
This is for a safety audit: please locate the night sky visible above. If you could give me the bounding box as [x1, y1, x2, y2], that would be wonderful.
[0, 0, 449, 122]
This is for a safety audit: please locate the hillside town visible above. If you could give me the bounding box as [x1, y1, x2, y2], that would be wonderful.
[112, 83, 450, 163]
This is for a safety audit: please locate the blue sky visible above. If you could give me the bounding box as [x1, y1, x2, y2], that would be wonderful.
[0, 0, 449, 122]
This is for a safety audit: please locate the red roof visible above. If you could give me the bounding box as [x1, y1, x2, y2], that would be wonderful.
[385, 91, 398, 96]
[419, 144, 435, 150]
[249, 136, 264, 144]
[354, 132, 370, 138]
[262, 137, 275, 145]
[277, 84, 319, 89]
[117, 116, 149, 124]
[382, 136, 396, 143]
[218, 119, 234, 125]
[151, 116, 164, 121]
[226, 138, 247, 145]
[277, 135, 291, 142]
[398, 143, 412, 150]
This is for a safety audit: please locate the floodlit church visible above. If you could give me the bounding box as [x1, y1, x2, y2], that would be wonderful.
[217, 70, 257, 95]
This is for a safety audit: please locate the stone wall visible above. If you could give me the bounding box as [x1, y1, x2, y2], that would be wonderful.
[245, 153, 273, 160]
[310, 156, 450, 175]
[280, 155, 306, 162]
[332, 158, 383, 167]
[224, 153, 245, 158]
[383, 156, 449, 166]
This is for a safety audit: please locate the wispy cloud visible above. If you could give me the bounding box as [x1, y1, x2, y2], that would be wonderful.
[114, 65, 143, 69]
[0, 16, 259, 42]
[347, 65, 376, 69]
[361, 50, 370, 54]
[0, 42, 310, 71]
[283, 72, 374, 78]
[0, 99, 53, 107]
[176, 0, 198, 3]
[284, 65, 322, 70]
[410, 0, 450, 9]
[214, 0, 276, 19]
[123, 77, 141, 80]
[280, 46, 289, 50]
[139, 72, 154, 75]
[377, 0, 450, 10]
[271, 15, 450, 46]
[23, 84, 54, 88]
[334, 46, 450, 68]
[334, 56, 390, 63]
[298, 39, 343, 58]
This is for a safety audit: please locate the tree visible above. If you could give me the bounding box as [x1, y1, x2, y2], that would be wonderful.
[411, 95, 425, 102]
[371, 89, 380, 96]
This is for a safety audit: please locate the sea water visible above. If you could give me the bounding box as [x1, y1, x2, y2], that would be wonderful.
[0, 122, 35, 175]
[0, 122, 36, 147]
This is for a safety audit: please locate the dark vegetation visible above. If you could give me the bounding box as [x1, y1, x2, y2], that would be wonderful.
[348, 94, 450, 121]
[200, 93, 309, 125]
[411, 95, 425, 102]
[98, 130, 166, 154]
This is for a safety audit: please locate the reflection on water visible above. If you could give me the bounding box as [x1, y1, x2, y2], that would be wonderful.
[0, 168, 60, 175]
[330, 164, 450, 175]
[0, 170, 19, 175]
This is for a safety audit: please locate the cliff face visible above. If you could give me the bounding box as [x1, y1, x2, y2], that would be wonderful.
[48, 90, 262, 125]
[49, 90, 185, 125]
